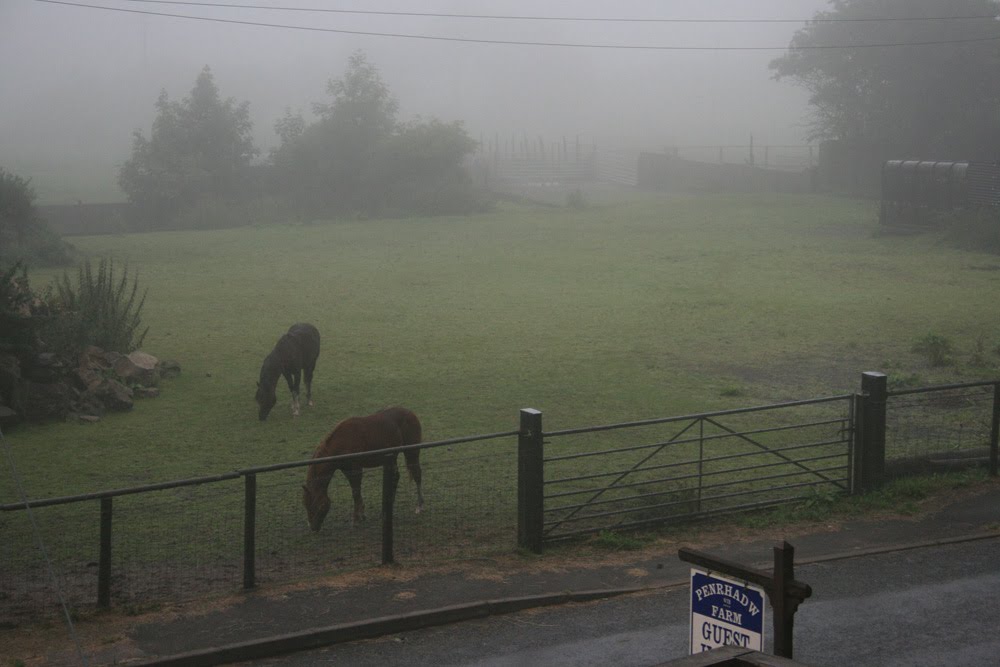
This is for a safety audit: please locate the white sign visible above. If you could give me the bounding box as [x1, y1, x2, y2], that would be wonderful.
[689, 568, 766, 654]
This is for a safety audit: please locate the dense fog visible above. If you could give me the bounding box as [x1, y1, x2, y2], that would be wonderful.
[0, 0, 829, 203]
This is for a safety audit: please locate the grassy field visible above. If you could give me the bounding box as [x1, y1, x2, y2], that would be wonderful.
[2, 191, 999, 617]
[5, 192, 999, 499]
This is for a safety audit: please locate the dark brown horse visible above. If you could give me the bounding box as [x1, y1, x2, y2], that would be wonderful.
[302, 406, 424, 532]
[256, 323, 320, 421]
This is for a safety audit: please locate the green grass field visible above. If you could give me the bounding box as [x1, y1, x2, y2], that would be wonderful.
[5, 192, 999, 499]
[3, 191, 999, 617]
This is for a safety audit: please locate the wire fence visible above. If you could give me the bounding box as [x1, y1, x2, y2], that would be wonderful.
[0, 433, 518, 624]
[2, 378, 996, 625]
[886, 383, 997, 461]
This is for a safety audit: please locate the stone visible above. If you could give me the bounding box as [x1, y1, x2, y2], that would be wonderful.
[21, 380, 76, 421]
[72, 367, 103, 392]
[23, 353, 67, 383]
[79, 346, 110, 370]
[157, 360, 182, 379]
[77, 414, 101, 424]
[112, 355, 157, 388]
[128, 350, 159, 370]
[133, 386, 160, 399]
[92, 378, 133, 412]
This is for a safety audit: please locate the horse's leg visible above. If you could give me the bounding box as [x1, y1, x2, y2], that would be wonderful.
[303, 361, 316, 407]
[344, 467, 365, 525]
[284, 370, 301, 416]
[403, 451, 424, 514]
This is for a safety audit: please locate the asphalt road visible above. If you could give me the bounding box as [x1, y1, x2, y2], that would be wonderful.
[247, 536, 1000, 666]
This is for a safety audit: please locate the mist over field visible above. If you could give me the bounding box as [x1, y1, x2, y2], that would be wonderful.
[0, 0, 827, 203]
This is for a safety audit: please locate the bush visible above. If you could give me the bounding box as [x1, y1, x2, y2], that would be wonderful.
[911, 333, 954, 367]
[0, 168, 74, 267]
[43, 258, 149, 358]
[0, 261, 41, 359]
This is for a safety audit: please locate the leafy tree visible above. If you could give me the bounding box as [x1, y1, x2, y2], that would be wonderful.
[119, 66, 257, 224]
[271, 51, 483, 217]
[377, 119, 482, 215]
[0, 169, 73, 266]
[770, 0, 1000, 158]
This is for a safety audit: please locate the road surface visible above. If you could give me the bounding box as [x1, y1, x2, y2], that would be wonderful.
[251, 536, 1000, 666]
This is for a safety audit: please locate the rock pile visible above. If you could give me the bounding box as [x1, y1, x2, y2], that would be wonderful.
[0, 346, 180, 428]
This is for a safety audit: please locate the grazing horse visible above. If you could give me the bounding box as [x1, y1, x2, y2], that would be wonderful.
[302, 406, 424, 532]
[255, 323, 320, 421]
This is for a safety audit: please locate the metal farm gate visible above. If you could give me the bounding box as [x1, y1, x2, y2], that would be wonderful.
[516, 396, 855, 550]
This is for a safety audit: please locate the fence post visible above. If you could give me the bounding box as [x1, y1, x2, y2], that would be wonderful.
[772, 541, 798, 659]
[98, 496, 112, 608]
[243, 473, 256, 589]
[518, 408, 544, 554]
[381, 455, 400, 565]
[858, 372, 888, 492]
[990, 383, 999, 478]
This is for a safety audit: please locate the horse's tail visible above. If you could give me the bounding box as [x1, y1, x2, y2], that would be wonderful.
[382, 406, 422, 481]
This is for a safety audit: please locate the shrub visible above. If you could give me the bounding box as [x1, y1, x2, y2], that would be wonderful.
[0, 168, 74, 267]
[0, 261, 40, 358]
[911, 333, 954, 367]
[43, 258, 149, 357]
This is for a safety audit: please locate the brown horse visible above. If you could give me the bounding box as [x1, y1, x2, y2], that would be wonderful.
[302, 406, 424, 532]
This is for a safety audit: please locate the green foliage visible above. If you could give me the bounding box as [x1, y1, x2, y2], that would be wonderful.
[0, 168, 74, 267]
[118, 66, 258, 226]
[270, 51, 482, 218]
[43, 258, 149, 357]
[0, 261, 40, 358]
[886, 373, 926, 391]
[770, 0, 1000, 157]
[590, 530, 650, 551]
[912, 333, 955, 367]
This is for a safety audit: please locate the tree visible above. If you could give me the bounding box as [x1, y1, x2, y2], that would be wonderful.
[271, 51, 482, 217]
[271, 51, 399, 214]
[0, 169, 36, 244]
[119, 66, 257, 224]
[0, 168, 73, 266]
[770, 0, 1000, 159]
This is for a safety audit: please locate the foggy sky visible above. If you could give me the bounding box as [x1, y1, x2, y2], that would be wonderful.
[0, 0, 830, 203]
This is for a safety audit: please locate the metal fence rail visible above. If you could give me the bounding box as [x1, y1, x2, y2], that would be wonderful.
[535, 397, 853, 543]
[0, 430, 518, 622]
[886, 381, 999, 465]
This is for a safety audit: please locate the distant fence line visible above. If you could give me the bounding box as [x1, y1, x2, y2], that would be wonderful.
[1, 372, 997, 622]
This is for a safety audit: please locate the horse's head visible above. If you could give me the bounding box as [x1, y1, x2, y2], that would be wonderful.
[255, 381, 276, 421]
[302, 482, 330, 532]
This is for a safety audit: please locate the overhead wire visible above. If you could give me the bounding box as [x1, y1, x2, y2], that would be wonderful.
[33, 0, 1000, 51]
[119, 0, 1000, 25]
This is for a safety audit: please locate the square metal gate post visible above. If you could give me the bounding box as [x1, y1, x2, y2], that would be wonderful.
[517, 408, 544, 554]
[858, 372, 888, 492]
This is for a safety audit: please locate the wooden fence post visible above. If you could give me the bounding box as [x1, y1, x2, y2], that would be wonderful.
[98, 496, 112, 608]
[518, 408, 544, 554]
[858, 372, 888, 492]
[243, 473, 256, 589]
[381, 455, 400, 565]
